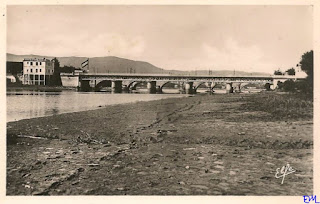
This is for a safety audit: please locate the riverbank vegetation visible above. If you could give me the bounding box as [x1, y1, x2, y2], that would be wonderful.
[242, 92, 313, 120]
[258, 50, 313, 120]
[275, 50, 313, 96]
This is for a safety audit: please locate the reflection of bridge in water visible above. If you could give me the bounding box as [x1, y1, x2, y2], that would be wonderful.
[75, 73, 304, 94]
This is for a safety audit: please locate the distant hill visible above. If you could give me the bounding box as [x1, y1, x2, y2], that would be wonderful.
[7, 53, 55, 62]
[6, 53, 270, 76]
[6, 53, 164, 74]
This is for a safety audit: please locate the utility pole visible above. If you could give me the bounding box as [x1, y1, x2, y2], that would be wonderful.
[88, 58, 90, 73]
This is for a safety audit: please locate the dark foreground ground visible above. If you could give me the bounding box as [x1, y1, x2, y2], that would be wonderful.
[7, 92, 313, 195]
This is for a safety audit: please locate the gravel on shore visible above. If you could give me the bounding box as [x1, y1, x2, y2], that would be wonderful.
[7, 93, 313, 195]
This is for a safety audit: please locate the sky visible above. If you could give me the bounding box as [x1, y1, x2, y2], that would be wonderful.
[7, 5, 313, 74]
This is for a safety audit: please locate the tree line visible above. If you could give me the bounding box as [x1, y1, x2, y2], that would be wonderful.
[50, 58, 86, 86]
[274, 50, 313, 96]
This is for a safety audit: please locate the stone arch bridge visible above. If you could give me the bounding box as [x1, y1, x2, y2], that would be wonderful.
[76, 73, 303, 94]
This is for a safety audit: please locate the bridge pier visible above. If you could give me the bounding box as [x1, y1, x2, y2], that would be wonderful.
[226, 83, 233, 93]
[178, 82, 185, 94]
[111, 80, 122, 93]
[156, 85, 162, 94]
[210, 82, 216, 94]
[122, 85, 129, 93]
[147, 81, 157, 94]
[79, 80, 91, 92]
[234, 83, 241, 93]
[271, 79, 279, 90]
[185, 82, 194, 94]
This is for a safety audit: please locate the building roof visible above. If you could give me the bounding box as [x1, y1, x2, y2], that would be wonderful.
[23, 58, 52, 62]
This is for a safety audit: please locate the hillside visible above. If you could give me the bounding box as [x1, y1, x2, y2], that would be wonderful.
[6, 53, 270, 76]
[7, 53, 165, 74]
[87, 56, 164, 74]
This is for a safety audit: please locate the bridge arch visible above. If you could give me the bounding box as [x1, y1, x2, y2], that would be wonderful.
[239, 83, 249, 91]
[129, 81, 145, 90]
[158, 81, 182, 93]
[159, 81, 182, 89]
[95, 80, 112, 91]
[194, 82, 210, 92]
[125, 81, 153, 93]
[159, 81, 171, 89]
[240, 82, 269, 93]
[194, 82, 218, 93]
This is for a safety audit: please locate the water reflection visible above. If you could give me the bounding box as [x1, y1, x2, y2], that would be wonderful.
[7, 90, 186, 122]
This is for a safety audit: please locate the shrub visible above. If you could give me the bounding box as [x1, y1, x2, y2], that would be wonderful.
[241, 93, 313, 120]
[277, 81, 284, 89]
[282, 80, 296, 92]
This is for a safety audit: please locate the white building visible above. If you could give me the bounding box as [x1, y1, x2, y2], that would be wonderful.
[6, 74, 16, 83]
[23, 58, 55, 85]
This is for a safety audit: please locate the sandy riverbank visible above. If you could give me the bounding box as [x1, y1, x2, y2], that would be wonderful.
[6, 93, 313, 195]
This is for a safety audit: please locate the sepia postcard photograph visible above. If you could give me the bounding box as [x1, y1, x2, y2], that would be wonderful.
[1, 1, 319, 203]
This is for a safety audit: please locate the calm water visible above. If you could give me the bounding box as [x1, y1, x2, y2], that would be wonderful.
[6, 89, 187, 122]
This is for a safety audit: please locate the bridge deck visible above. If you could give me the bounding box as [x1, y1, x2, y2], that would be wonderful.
[76, 73, 304, 83]
[78, 73, 302, 79]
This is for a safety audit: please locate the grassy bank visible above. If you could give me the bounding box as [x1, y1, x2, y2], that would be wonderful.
[240, 92, 313, 120]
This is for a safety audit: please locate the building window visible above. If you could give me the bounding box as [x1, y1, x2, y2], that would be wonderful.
[40, 69, 42, 72]
[31, 62, 33, 66]
[27, 69, 28, 72]
[36, 69, 38, 73]
[40, 62, 42, 65]
[30, 75, 34, 80]
[35, 75, 39, 80]
[36, 62, 38, 66]
[30, 69, 33, 73]
[40, 75, 44, 80]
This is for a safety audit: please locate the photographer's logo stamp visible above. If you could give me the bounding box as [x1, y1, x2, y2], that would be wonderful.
[275, 163, 296, 184]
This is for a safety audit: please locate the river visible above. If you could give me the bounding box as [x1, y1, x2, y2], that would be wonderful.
[6, 89, 188, 122]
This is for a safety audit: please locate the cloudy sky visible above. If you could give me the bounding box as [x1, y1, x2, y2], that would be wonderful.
[7, 5, 313, 73]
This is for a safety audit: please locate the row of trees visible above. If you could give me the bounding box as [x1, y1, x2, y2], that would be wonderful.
[275, 50, 313, 96]
[274, 68, 296, 76]
[50, 58, 86, 86]
[50, 58, 62, 86]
